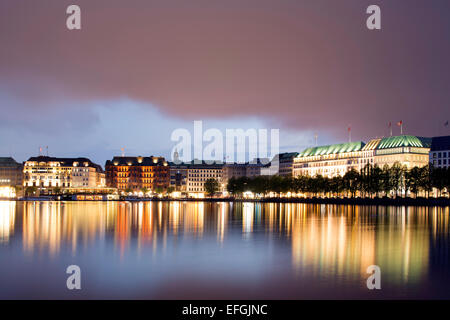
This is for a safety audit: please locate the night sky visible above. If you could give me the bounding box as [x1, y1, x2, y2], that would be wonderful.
[1, 0, 449, 164]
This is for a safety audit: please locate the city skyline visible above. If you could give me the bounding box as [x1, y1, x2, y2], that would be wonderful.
[3, 130, 449, 165]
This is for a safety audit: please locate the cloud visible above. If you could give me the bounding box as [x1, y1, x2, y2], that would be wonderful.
[0, 96, 316, 165]
[1, 0, 450, 147]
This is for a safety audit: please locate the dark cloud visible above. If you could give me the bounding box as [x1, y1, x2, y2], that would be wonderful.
[1, 0, 450, 142]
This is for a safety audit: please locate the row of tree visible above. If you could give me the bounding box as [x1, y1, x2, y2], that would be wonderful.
[225, 163, 450, 198]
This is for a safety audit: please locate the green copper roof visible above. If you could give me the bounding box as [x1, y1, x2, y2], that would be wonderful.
[376, 135, 432, 149]
[298, 141, 365, 157]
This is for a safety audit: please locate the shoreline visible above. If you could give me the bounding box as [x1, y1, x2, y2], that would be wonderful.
[5, 196, 450, 207]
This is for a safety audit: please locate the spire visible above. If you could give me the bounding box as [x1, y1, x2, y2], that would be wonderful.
[173, 148, 180, 162]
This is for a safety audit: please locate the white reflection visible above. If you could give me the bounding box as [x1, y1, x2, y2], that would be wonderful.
[0, 201, 15, 242]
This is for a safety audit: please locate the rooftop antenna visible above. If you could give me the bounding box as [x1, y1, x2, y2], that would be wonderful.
[314, 133, 318, 146]
[121, 147, 125, 157]
[46, 146, 49, 157]
[348, 125, 352, 143]
[39, 146, 43, 156]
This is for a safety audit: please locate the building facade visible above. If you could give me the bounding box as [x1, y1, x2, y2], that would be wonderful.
[105, 156, 170, 192]
[222, 158, 268, 182]
[293, 142, 365, 178]
[23, 156, 105, 189]
[430, 136, 450, 169]
[185, 161, 224, 195]
[169, 162, 188, 192]
[293, 135, 431, 178]
[278, 152, 299, 176]
[71, 163, 105, 188]
[370, 135, 431, 169]
[261, 153, 299, 176]
[0, 157, 23, 186]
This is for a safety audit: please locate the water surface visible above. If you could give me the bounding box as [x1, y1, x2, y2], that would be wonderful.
[0, 201, 449, 299]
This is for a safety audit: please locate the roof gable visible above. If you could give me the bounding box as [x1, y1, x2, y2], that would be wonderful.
[298, 141, 365, 157]
[377, 135, 431, 149]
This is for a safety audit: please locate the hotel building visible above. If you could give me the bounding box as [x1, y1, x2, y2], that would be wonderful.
[368, 135, 431, 169]
[293, 135, 431, 178]
[430, 136, 450, 169]
[293, 142, 365, 178]
[23, 156, 105, 189]
[105, 156, 170, 192]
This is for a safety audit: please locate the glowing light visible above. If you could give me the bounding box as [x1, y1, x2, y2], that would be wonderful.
[171, 191, 182, 198]
[0, 187, 15, 198]
[243, 191, 255, 199]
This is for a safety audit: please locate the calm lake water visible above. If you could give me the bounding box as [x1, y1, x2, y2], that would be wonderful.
[0, 200, 449, 299]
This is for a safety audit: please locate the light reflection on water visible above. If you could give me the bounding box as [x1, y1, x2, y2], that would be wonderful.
[0, 200, 449, 299]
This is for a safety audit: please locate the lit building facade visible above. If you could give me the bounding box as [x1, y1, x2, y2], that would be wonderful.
[293, 142, 365, 178]
[105, 156, 170, 191]
[369, 135, 431, 169]
[185, 161, 224, 194]
[293, 135, 431, 178]
[430, 136, 450, 169]
[23, 156, 105, 189]
[72, 163, 105, 188]
[0, 157, 23, 187]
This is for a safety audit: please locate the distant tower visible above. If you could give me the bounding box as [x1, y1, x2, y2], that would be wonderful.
[121, 148, 125, 157]
[173, 148, 180, 162]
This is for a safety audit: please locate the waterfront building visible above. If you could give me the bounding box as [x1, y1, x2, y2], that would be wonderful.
[168, 149, 188, 192]
[169, 159, 266, 195]
[260, 152, 299, 176]
[105, 156, 169, 192]
[222, 158, 269, 182]
[430, 136, 450, 169]
[169, 162, 188, 192]
[293, 135, 432, 178]
[23, 156, 105, 190]
[185, 161, 224, 196]
[260, 162, 278, 176]
[293, 142, 365, 178]
[369, 135, 431, 169]
[0, 157, 23, 187]
[278, 152, 300, 176]
[72, 163, 105, 188]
